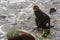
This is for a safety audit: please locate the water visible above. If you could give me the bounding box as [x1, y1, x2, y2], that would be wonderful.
[0, 0, 60, 40]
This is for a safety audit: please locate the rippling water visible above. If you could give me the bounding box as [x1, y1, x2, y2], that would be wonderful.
[0, 0, 60, 40]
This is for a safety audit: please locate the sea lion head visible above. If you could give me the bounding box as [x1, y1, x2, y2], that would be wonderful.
[33, 5, 39, 11]
[49, 8, 56, 14]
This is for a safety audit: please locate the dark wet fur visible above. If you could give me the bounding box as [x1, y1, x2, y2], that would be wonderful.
[33, 6, 53, 30]
[49, 8, 56, 14]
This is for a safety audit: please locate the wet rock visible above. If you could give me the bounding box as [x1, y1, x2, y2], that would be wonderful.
[7, 30, 35, 40]
[0, 16, 6, 20]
